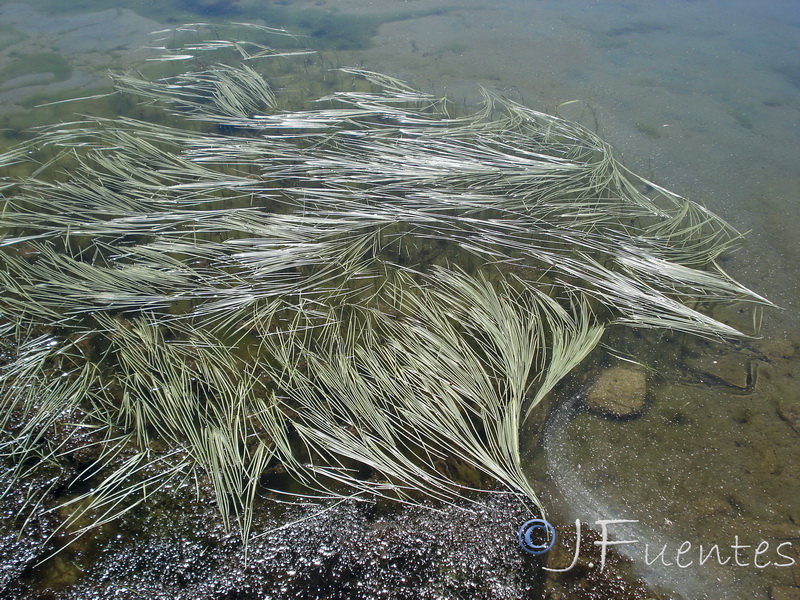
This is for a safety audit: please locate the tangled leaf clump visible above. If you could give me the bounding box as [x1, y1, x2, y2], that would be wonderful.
[0, 24, 768, 544]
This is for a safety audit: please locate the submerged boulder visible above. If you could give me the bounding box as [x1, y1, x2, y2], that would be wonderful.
[585, 366, 647, 418]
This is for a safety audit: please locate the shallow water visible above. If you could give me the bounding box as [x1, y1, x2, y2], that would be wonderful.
[544, 362, 799, 599]
[0, 1, 798, 598]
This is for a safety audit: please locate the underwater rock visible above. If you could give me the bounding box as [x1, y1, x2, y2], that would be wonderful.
[684, 351, 753, 390]
[777, 400, 800, 435]
[771, 585, 800, 600]
[584, 366, 647, 418]
[180, 0, 241, 16]
[694, 493, 732, 519]
[762, 339, 799, 362]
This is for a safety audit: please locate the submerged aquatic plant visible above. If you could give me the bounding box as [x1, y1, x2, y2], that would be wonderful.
[0, 24, 768, 545]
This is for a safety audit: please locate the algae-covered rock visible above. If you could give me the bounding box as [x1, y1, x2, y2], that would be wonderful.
[684, 351, 753, 390]
[762, 339, 798, 362]
[585, 366, 647, 418]
[778, 400, 800, 435]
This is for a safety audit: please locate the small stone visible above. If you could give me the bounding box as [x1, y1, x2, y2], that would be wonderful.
[771, 586, 800, 600]
[584, 366, 647, 418]
[777, 400, 800, 435]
